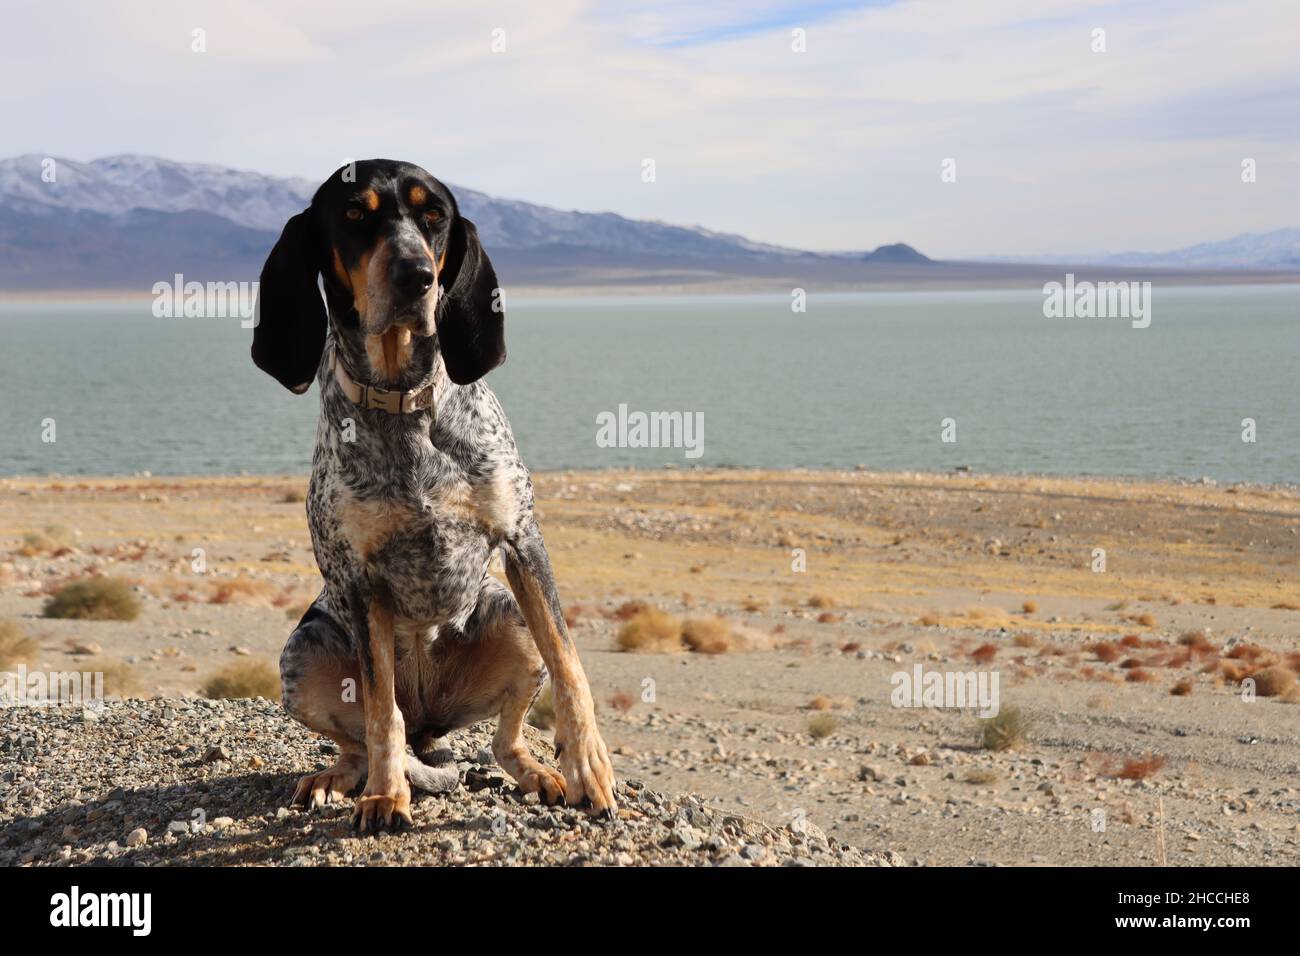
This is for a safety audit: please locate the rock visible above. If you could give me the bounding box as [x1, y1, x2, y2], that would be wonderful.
[124, 827, 148, 847]
[202, 744, 231, 764]
[739, 844, 767, 861]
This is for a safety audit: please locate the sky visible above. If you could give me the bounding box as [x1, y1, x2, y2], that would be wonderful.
[2, 0, 1297, 258]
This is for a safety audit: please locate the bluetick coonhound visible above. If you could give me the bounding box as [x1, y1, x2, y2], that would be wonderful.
[252, 159, 615, 832]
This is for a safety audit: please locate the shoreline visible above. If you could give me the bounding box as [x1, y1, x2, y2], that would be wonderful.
[3, 274, 1300, 305]
[4, 466, 1298, 496]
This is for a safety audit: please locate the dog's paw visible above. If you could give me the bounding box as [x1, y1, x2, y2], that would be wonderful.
[351, 792, 413, 834]
[515, 761, 568, 806]
[554, 718, 617, 819]
[291, 760, 365, 810]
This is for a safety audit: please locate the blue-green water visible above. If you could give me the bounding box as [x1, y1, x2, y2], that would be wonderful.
[0, 287, 1296, 483]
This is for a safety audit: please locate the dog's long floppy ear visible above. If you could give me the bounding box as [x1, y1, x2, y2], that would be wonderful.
[252, 209, 326, 393]
[436, 216, 506, 385]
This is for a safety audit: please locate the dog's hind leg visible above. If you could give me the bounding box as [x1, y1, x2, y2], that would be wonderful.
[281, 596, 369, 809]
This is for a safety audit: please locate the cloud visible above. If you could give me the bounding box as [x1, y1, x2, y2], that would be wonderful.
[1, 0, 1296, 257]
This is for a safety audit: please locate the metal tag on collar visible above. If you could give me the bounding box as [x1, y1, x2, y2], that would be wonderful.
[361, 384, 403, 414]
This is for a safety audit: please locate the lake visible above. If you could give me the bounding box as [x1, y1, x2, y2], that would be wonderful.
[1, 286, 1296, 483]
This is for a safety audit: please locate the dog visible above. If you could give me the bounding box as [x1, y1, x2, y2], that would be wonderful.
[252, 159, 615, 833]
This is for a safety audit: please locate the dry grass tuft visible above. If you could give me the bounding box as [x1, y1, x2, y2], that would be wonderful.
[806, 694, 836, 711]
[1013, 633, 1039, 649]
[0, 621, 40, 670]
[617, 608, 683, 653]
[979, 706, 1029, 751]
[815, 611, 842, 624]
[1129, 612, 1157, 627]
[1021, 600, 1038, 614]
[1170, 679, 1193, 696]
[963, 768, 999, 785]
[208, 577, 277, 606]
[607, 690, 635, 713]
[1105, 753, 1167, 780]
[917, 613, 940, 627]
[16, 525, 77, 557]
[1250, 666, 1297, 698]
[99, 661, 145, 698]
[806, 713, 838, 739]
[1092, 641, 1121, 663]
[201, 660, 281, 700]
[1125, 668, 1155, 683]
[680, 617, 734, 654]
[612, 600, 649, 621]
[43, 577, 140, 621]
[970, 643, 998, 664]
[807, 594, 836, 609]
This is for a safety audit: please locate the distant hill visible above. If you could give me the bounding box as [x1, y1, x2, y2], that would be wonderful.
[1094, 228, 1300, 271]
[0, 154, 1293, 293]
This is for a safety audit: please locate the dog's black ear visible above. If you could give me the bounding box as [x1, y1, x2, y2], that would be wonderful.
[252, 209, 326, 393]
[436, 216, 505, 385]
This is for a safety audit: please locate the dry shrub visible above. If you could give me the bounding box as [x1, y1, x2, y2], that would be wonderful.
[612, 600, 649, 621]
[806, 714, 838, 739]
[1119, 657, 1143, 669]
[527, 682, 555, 730]
[1119, 634, 1142, 648]
[840, 641, 862, 654]
[607, 690, 635, 713]
[1013, 633, 1038, 649]
[208, 577, 276, 606]
[1105, 753, 1167, 781]
[681, 617, 733, 654]
[1170, 679, 1193, 696]
[806, 694, 835, 711]
[1220, 660, 1248, 683]
[1227, 643, 1264, 661]
[1093, 641, 1121, 663]
[0, 621, 39, 669]
[979, 706, 1028, 751]
[99, 661, 144, 698]
[965, 605, 1007, 620]
[1021, 600, 1038, 614]
[16, 525, 77, 557]
[963, 768, 999, 785]
[970, 643, 998, 664]
[807, 595, 836, 609]
[563, 604, 585, 628]
[1250, 666, 1297, 698]
[1178, 630, 1215, 654]
[815, 611, 841, 624]
[201, 659, 281, 700]
[280, 487, 307, 503]
[43, 578, 140, 621]
[617, 608, 683, 653]
[742, 599, 765, 613]
[1130, 612, 1157, 627]
[917, 613, 940, 627]
[1125, 668, 1154, 684]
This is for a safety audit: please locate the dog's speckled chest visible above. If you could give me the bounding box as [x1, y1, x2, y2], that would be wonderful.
[306, 347, 531, 635]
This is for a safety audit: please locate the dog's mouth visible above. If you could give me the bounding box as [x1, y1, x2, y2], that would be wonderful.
[365, 324, 422, 382]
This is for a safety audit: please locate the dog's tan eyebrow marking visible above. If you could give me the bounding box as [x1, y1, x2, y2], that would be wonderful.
[355, 189, 380, 211]
[407, 184, 428, 206]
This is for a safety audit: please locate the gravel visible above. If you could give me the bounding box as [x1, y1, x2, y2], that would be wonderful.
[0, 698, 894, 867]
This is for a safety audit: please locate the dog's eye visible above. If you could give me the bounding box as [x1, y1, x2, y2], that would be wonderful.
[424, 209, 441, 223]
[346, 208, 364, 222]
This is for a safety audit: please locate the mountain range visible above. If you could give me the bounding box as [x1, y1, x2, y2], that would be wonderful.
[0, 154, 1294, 292]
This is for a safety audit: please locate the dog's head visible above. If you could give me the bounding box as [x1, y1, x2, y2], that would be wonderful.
[252, 159, 504, 392]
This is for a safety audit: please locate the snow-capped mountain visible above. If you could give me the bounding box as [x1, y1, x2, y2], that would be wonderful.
[1095, 228, 1300, 271]
[0, 153, 799, 259]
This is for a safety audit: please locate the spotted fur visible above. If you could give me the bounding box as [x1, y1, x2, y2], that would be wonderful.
[257, 160, 617, 829]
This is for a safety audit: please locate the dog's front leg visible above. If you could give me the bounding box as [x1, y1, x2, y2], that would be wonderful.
[349, 578, 413, 833]
[504, 526, 616, 817]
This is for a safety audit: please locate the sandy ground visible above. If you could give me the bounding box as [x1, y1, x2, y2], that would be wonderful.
[2, 468, 1298, 866]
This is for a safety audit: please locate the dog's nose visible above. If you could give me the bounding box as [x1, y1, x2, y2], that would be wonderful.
[392, 258, 435, 300]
